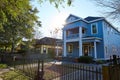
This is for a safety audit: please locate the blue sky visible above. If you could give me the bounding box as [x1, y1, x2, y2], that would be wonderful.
[32, 0, 119, 39]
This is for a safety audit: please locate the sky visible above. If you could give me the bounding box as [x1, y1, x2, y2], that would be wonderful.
[32, 0, 119, 39]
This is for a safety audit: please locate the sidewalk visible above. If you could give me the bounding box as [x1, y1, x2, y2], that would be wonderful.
[0, 69, 10, 80]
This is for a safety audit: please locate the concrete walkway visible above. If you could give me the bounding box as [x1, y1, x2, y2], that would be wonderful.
[0, 69, 10, 80]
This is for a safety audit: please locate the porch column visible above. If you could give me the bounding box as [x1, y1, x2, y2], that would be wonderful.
[94, 41, 97, 58]
[56, 43, 59, 56]
[63, 30, 67, 57]
[79, 27, 82, 57]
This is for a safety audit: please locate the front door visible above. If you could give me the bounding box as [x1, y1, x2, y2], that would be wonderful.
[83, 46, 89, 56]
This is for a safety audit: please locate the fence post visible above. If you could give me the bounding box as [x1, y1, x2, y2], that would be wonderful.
[102, 65, 110, 80]
[35, 60, 44, 80]
[113, 55, 117, 65]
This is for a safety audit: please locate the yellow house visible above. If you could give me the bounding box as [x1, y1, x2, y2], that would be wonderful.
[35, 37, 62, 56]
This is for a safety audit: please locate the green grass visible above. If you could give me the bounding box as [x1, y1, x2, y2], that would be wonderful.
[0, 64, 8, 69]
[1, 70, 30, 80]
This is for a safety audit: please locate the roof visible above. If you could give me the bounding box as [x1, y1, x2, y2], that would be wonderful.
[64, 14, 104, 25]
[66, 14, 82, 20]
[84, 16, 104, 21]
[35, 37, 62, 46]
[64, 14, 120, 34]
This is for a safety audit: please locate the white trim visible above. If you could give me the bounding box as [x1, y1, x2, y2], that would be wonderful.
[79, 27, 82, 57]
[94, 41, 97, 58]
[64, 18, 104, 26]
[63, 42, 66, 57]
[63, 30, 67, 57]
[88, 18, 104, 23]
[82, 37, 101, 40]
[66, 38, 79, 42]
[64, 19, 88, 26]
[91, 23, 98, 34]
[102, 21, 106, 59]
[56, 44, 59, 56]
[66, 37, 102, 43]
[64, 16, 120, 34]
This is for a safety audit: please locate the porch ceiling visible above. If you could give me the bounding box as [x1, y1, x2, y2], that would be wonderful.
[82, 37, 102, 42]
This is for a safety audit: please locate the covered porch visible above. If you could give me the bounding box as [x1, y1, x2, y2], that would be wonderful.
[63, 37, 101, 59]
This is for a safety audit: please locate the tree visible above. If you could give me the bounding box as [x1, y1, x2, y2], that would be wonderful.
[38, 0, 72, 8]
[92, 0, 120, 21]
[0, 0, 72, 53]
[0, 0, 41, 52]
[50, 28, 61, 58]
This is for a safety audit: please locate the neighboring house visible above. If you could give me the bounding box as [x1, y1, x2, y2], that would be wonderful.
[63, 14, 120, 60]
[35, 37, 62, 56]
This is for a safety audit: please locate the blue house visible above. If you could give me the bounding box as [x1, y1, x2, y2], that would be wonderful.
[63, 14, 120, 60]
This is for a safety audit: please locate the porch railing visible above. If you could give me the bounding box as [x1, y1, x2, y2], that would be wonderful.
[66, 33, 87, 40]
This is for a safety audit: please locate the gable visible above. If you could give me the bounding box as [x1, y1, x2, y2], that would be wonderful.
[35, 37, 62, 46]
[65, 14, 81, 23]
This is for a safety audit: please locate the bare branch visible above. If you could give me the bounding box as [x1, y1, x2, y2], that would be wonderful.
[93, 0, 120, 21]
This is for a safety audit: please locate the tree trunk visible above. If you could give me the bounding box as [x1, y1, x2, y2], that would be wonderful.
[11, 37, 15, 53]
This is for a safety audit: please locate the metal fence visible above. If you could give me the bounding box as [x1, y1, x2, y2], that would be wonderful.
[110, 55, 120, 65]
[13, 58, 44, 80]
[13, 59, 102, 80]
[2, 53, 120, 80]
[42, 62, 102, 80]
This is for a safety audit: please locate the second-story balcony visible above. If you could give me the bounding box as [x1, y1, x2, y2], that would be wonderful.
[66, 33, 86, 40]
[66, 33, 79, 39]
[66, 27, 87, 40]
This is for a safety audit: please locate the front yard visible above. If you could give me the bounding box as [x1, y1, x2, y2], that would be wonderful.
[0, 62, 78, 80]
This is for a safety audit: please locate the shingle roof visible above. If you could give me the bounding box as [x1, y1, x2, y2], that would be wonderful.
[35, 37, 62, 46]
[84, 16, 104, 21]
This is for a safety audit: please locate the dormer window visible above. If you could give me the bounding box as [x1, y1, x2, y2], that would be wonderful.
[91, 23, 98, 34]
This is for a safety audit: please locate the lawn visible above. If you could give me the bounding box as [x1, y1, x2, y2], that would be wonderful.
[0, 63, 8, 69]
[0, 70, 30, 80]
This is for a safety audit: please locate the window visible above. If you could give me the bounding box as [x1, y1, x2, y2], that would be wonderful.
[68, 44, 73, 53]
[82, 28, 86, 34]
[105, 47, 107, 54]
[91, 23, 97, 34]
[43, 47, 47, 53]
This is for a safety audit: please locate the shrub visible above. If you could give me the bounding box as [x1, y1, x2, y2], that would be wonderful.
[95, 60, 106, 64]
[0, 64, 7, 69]
[78, 56, 93, 63]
